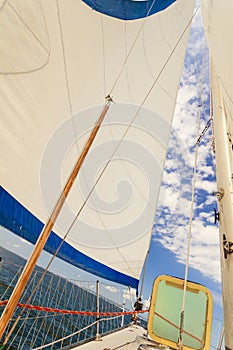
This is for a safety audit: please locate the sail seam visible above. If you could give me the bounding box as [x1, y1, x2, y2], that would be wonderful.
[0, 1, 51, 75]
[7, 1, 49, 55]
[109, 0, 157, 95]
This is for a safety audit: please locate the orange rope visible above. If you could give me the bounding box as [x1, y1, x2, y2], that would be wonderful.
[0, 300, 148, 317]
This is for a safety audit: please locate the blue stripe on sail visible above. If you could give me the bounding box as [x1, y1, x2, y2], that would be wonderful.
[83, 0, 176, 20]
[0, 186, 138, 289]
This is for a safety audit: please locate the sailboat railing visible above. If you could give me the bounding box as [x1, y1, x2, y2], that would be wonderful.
[0, 259, 224, 350]
[0, 260, 145, 350]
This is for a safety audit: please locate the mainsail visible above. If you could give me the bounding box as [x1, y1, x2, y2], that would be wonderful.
[202, 1, 233, 348]
[0, 0, 195, 290]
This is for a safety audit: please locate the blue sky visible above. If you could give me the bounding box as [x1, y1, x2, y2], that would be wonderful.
[0, 2, 224, 348]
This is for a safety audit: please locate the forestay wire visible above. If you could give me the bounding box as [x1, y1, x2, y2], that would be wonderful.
[177, 102, 201, 350]
[177, 75, 207, 349]
[176, 7, 216, 344]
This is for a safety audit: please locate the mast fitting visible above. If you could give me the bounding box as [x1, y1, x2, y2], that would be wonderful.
[223, 234, 233, 259]
[105, 94, 114, 106]
[214, 208, 220, 224]
[212, 188, 224, 201]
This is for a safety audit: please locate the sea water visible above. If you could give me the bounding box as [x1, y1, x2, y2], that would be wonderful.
[0, 247, 146, 349]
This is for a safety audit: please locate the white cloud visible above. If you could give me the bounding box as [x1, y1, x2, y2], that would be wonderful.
[143, 298, 151, 309]
[104, 285, 118, 293]
[13, 244, 20, 248]
[205, 194, 218, 206]
[123, 288, 136, 301]
[195, 179, 216, 192]
[154, 218, 221, 283]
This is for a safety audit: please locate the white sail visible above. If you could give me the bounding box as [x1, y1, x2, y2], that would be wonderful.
[202, 1, 233, 348]
[0, 0, 195, 287]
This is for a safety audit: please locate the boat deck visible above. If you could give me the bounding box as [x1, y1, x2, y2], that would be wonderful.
[74, 324, 152, 349]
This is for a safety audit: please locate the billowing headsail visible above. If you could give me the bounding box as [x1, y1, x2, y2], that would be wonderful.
[0, 0, 195, 289]
[202, 1, 233, 348]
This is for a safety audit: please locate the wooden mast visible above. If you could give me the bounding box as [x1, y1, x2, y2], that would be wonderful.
[0, 96, 113, 340]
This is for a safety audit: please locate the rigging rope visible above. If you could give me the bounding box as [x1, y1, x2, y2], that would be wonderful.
[177, 96, 202, 350]
[177, 13, 213, 347]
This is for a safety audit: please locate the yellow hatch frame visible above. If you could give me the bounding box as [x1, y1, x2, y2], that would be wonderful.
[147, 275, 212, 350]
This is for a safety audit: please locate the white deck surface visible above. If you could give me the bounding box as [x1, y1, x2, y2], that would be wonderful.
[74, 324, 150, 349]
